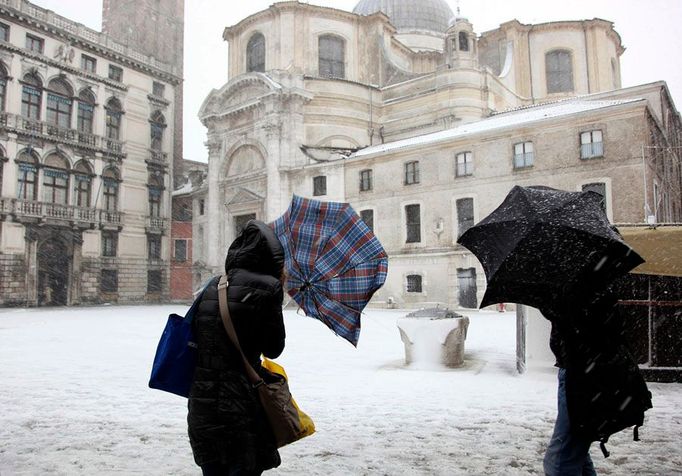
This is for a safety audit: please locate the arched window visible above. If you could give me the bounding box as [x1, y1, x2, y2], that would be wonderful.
[42, 153, 70, 204]
[319, 34, 345, 79]
[21, 73, 42, 120]
[0, 64, 8, 111]
[545, 50, 574, 94]
[105, 97, 122, 140]
[73, 160, 93, 208]
[101, 167, 119, 211]
[246, 33, 265, 73]
[148, 175, 163, 217]
[77, 89, 95, 134]
[458, 31, 469, 52]
[16, 150, 39, 200]
[150, 110, 166, 151]
[46, 78, 74, 129]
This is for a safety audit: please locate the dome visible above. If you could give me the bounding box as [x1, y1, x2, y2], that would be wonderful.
[353, 0, 455, 35]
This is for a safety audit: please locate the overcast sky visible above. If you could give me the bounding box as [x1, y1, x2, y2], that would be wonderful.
[32, 0, 682, 167]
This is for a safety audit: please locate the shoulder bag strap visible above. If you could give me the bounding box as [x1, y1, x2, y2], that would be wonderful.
[217, 274, 264, 386]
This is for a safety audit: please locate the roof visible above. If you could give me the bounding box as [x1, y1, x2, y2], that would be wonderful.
[619, 225, 682, 277]
[351, 98, 645, 159]
[353, 0, 454, 34]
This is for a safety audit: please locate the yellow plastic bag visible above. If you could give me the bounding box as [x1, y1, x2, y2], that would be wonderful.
[262, 358, 316, 440]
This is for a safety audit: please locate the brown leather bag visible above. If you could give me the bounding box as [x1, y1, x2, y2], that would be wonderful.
[217, 275, 304, 448]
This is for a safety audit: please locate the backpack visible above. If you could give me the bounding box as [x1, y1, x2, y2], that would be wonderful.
[564, 342, 653, 457]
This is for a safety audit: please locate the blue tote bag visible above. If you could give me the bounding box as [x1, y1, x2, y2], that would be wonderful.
[149, 280, 211, 397]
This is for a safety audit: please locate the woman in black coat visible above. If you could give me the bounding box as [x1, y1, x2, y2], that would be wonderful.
[188, 220, 286, 475]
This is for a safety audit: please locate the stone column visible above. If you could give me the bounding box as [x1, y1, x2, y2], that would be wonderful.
[262, 117, 283, 221]
[24, 226, 38, 306]
[70, 229, 83, 305]
[205, 138, 223, 272]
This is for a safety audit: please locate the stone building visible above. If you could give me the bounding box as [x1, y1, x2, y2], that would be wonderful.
[194, 0, 681, 308]
[0, 0, 181, 306]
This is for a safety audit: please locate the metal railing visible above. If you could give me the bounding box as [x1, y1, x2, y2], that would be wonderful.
[0, 112, 126, 156]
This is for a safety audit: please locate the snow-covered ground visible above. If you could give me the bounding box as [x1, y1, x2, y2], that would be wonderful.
[0, 305, 679, 475]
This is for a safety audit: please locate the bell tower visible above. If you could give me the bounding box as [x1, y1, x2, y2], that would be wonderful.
[102, 0, 185, 185]
[445, 14, 478, 69]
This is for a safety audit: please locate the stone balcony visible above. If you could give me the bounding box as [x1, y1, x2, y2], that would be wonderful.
[146, 149, 168, 168]
[0, 197, 123, 229]
[0, 112, 126, 158]
[146, 216, 169, 234]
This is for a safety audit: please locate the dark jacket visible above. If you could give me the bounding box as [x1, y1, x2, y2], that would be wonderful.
[188, 220, 285, 471]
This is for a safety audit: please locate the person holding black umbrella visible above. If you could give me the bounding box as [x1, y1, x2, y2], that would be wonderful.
[458, 186, 652, 474]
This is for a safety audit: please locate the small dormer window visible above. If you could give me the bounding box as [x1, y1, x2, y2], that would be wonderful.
[458, 31, 469, 52]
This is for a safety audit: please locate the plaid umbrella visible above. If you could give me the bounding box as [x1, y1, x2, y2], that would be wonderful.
[271, 195, 388, 346]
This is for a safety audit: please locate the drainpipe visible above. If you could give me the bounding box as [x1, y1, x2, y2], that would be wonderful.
[583, 22, 592, 94]
[527, 25, 535, 104]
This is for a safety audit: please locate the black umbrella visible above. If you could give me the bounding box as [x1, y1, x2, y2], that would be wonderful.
[457, 185, 644, 310]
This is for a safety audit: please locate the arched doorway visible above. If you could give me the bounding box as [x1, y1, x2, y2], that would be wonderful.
[37, 238, 70, 306]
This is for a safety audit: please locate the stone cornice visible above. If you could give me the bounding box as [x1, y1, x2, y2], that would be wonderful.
[0, 40, 128, 91]
[223, 2, 390, 41]
[0, 2, 180, 84]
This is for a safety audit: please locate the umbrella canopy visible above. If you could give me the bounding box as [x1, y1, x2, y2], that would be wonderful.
[271, 195, 388, 346]
[457, 185, 644, 310]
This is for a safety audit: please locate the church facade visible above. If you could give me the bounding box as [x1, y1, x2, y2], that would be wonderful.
[195, 0, 681, 308]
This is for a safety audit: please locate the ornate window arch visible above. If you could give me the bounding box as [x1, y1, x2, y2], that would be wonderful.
[150, 110, 166, 151]
[46, 78, 74, 129]
[16, 149, 39, 200]
[545, 49, 574, 94]
[77, 88, 96, 134]
[246, 33, 265, 73]
[105, 97, 123, 140]
[73, 159, 94, 207]
[318, 34, 345, 79]
[21, 72, 42, 120]
[101, 166, 120, 211]
[42, 152, 70, 204]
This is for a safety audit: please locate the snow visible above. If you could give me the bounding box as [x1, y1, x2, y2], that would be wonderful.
[351, 98, 645, 159]
[0, 305, 680, 475]
[171, 182, 194, 197]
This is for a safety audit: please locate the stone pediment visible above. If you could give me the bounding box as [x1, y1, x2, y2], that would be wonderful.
[199, 73, 282, 120]
[226, 188, 264, 206]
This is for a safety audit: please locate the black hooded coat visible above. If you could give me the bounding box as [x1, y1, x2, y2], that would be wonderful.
[187, 220, 285, 471]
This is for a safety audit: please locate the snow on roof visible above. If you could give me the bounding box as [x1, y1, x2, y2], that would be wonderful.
[351, 98, 645, 158]
[171, 181, 193, 197]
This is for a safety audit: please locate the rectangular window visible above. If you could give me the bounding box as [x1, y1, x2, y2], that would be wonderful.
[147, 270, 162, 293]
[580, 130, 603, 159]
[360, 209, 374, 232]
[406, 274, 423, 293]
[148, 235, 161, 260]
[582, 182, 607, 214]
[513, 142, 534, 168]
[405, 204, 421, 243]
[25, 34, 44, 53]
[101, 269, 118, 293]
[108, 65, 123, 82]
[199, 199, 205, 215]
[313, 175, 327, 196]
[359, 169, 372, 192]
[174, 239, 187, 261]
[456, 152, 473, 177]
[21, 85, 41, 119]
[0, 22, 9, 42]
[152, 81, 165, 97]
[404, 161, 420, 185]
[102, 232, 118, 257]
[81, 55, 96, 73]
[456, 198, 474, 238]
